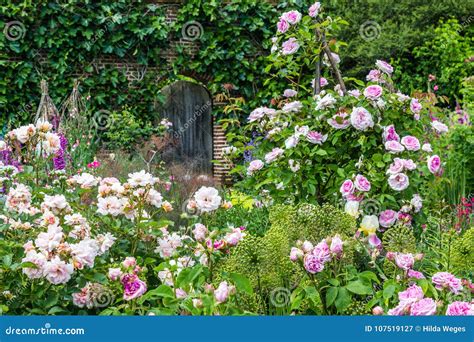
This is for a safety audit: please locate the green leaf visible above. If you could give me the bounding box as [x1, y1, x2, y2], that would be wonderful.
[229, 273, 253, 295]
[383, 283, 397, 300]
[326, 287, 338, 307]
[346, 280, 373, 295]
[327, 278, 340, 286]
[335, 287, 352, 312]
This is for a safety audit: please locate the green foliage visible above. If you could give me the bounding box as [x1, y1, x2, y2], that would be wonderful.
[451, 227, 474, 277]
[382, 224, 416, 253]
[393, 19, 474, 101]
[269, 203, 356, 243]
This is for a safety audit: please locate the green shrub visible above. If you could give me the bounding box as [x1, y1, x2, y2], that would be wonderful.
[451, 227, 474, 277]
[382, 225, 417, 253]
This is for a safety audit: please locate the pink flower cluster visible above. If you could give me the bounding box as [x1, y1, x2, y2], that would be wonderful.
[340, 174, 371, 201]
[431, 272, 463, 294]
[107, 257, 147, 301]
[290, 235, 343, 273]
[388, 284, 437, 316]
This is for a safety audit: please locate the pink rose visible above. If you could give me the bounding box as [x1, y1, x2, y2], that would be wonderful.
[290, 247, 304, 261]
[350, 107, 374, 131]
[312, 240, 331, 263]
[247, 159, 264, 175]
[375, 60, 393, 75]
[354, 174, 371, 192]
[407, 270, 425, 279]
[385, 140, 405, 154]
[281, 38, 299, 55]
[410, 298, 437, 316]
[277, 19, 289, 33]
[192, 223, 208, 242]
[398, 284, 424, 303]
[283, 89, 298, 98]
[214, 281, 231, 303]
[122, 273, 147, 301]
[372, 306, 384, 315]
[366, 69, 382, 82]
[395, 253, 414, 270]
[427, 155, 441, 174]
[387, 158, 405, 175]
[329, 235, 343, 255]
[304, 254, 324, 274]
[308, 2, 321, 17]
[403, 159, 417, 171]
[175, 288, 188, 299]
[383, 125, 400, 142]
[340, 179, 355, 197]
[302, 241, 314, 253]
[431, 120, 448, 134]
[363, 85, 383, 100]
[410, 98, 422, 114]
[446, 301, 473, 316]
[327, 112, 350, 129]
[265, 148, 284, 163]
[281, 10, 302, 25]
[401, 136, 420, 151]
[432, 272, 463, 294]
[379, 209, 398, 227]
[108, 267, 122, 281]
[348, 89, 361, 98]
[122, 257, 137, 268]
[388, 173, 409, 191]
[306, 131, 328, 145]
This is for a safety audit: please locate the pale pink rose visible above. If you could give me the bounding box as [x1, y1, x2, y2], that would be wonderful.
[340, 179, 354, 197]
[431, 120, 448, 134]
[22, 250, 47, 279]
[403, 159, 417, 171]
[277, 19, 289, 33]
[366, 69, 382, 82]
[401, 136, 420, 151]
[411, 194, 423, 212]
[122, 257, 137, 268]
[432, 272, 463, 294]
[283, 89, 298, 98]
[385, 141, 405, 154]
[410, 98, 422, 114]
[387, 158, 405, 175]
[108, 267, 122, 281]
[290, 247, 304, 261]
[281, 10, 302, 24]
[395, 253, 414, 270]
[281, 38, 299, 55]
[398, 284, 424, 303]
[282, 101, 303, 113]
[285, 135, 299, 149]
[306, 131, 327, 145]
[327, 112, 350, 129]
[422, 143, 432, 153]
[330, 235, 343, 255]
[372, 306, 384, 315]
[175, 288, 188, 299]
[302, 241, 314, 253]
[363, 85, 383, 100]
[247, 159, 264, 175]
[410, 298, 437, 316]
[383, 125, 400, 142]
[354, 174, 371, 192]
[379, 209, 398, 227]
[43, 257, 74, 285]
[265, 148, 284, 163]
[224, 228, 244, 246]
[193, 223, 208, 242]
[427, 155, 441, 174]
[388, 302, 410, 316]
[248, 106, 276, 122]
[446, 301, 473, 316]
[308, 2, 321, 17]
[348, 89, 361, 98]
[375, 60, 393, 75]
[388, 173, 409, 191]
[315, 93, 337, 110]
[214, 281, 230, 303]
[407, 270, 425, 279]
[350, 107, 374, 131]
